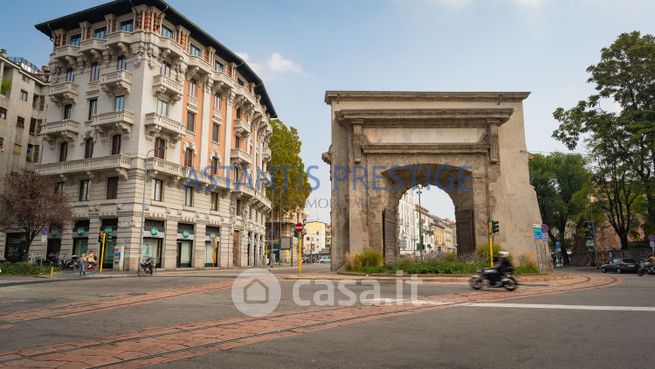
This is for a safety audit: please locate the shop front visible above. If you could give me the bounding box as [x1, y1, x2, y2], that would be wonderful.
[100, 219, 118, 269]
[205, 226, 220, 267]
[72, 220, 89, 257]
[4, 232, 27, 262]
[176, 223, 194, 268]
[142, 220, 164, 268]
[46, 225, 62, 260]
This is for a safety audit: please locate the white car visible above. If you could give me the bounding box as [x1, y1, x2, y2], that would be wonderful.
[319, 256, 331, 264]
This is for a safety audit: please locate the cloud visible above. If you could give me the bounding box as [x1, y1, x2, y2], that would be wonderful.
[509, 0, 541, 7]
[421, 0, 541, 9]
[434, 0, 471, 9]
[236, 51, 302, 78]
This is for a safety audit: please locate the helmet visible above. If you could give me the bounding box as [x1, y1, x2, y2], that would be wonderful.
[498, 251, 509, 257]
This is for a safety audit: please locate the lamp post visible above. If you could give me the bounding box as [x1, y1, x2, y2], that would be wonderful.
[416, 185, 424, 261]
[137, 149, 155, 273]
[589, 195, 598, 267]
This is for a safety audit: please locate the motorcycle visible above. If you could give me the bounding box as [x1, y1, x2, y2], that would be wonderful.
[637, 261, 655, 276]
[470, 268, 518, 291]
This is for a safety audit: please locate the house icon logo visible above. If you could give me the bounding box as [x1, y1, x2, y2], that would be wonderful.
[231, 268, 281, 317]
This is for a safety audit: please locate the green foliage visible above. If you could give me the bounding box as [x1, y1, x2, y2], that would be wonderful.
[529, 153, 592, 258]
[0, 262, 51, 276]
[553, 31, 655, 245]
[0, 80, 10, 95]
[266, 119, 311, 216]
[358, 249, 383, 268]
[514, 254, 539, 274]
[474, 243, 503, 262]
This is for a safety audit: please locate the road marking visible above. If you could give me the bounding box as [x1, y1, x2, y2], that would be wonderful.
[466, 303, 655, 312]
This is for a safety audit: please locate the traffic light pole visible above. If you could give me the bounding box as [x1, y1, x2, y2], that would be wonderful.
[488, 220, 493, 267]
[99, 233, 107, 273]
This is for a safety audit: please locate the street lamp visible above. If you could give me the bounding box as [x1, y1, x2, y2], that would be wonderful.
[416, 184, 424, 261]
[137, 148, 155, 273]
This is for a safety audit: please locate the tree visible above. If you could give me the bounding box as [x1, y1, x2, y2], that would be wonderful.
[0, 171, 73, 261]
[554, 31, 655, 236]
[529, 153, 591, 262]
[267, 119, 311, 217]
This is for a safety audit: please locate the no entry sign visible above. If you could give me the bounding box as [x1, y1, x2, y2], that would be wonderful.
[295, 223, 304, 233]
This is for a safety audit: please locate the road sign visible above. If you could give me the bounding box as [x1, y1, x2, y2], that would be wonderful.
[40, 235, 47, 243]
[533, 224, 543, 240]
[649, 234, 655, 242]
[294, 223, 304, 233]
[542, 224, 549, 233]
[40, 227, 49, 235]
[555, 241, 561, 251]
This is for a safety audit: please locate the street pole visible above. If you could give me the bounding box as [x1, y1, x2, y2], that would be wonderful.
[488, 220, 493, 267]
[269, 186, 274, 267]
[137, 149, 155, 273]
[416, 185, 423, 261]
[589, 198, 598, 267]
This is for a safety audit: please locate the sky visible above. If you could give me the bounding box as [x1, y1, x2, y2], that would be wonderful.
[2, 0, 654, 223]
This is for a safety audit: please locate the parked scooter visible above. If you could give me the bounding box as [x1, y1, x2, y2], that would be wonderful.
[637, 261, 655, 276]
[470, 268, 518, 291]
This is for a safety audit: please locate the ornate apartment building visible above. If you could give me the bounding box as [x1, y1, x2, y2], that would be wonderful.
[33, 0, 274, 270]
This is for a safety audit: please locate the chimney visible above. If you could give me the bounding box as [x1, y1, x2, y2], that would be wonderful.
[0, 49, 7, 58]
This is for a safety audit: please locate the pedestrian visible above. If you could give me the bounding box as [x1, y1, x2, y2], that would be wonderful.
[79, 253, 87, 277]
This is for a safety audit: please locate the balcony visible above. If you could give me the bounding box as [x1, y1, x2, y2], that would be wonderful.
[230, 148, 252, 164]
[51, 45, 79, 63]
[106, 31, 134, 50]
[90, 110, 135, 134]
[233, 85, 258, 108]
[212, 107, 222, 122]
[100, 70, 132, 94]
[36, 155, 134, 177]
[153, 74, 183, 102]
[187, 55, 212, 77]
[145, 157, 229, 188]
[155, 35, 185, 59]
[261, 147, 272, 161]
[187, 95, 199, 110]
[41, 120, 80, 143]
[144, 113, 185, 143]
[79, 38, 106, 56]
[49, 81, 79, 104]
[212, 69, 232, 89]
[233, 119, 250, 137]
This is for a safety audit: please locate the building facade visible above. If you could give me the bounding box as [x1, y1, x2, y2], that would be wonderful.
[32, 0, 274, 270]
[303, 221, 327, 256]
[397, 190, 417, 255]
[0, 50, 49, 261]
[267, 208, 306, 264]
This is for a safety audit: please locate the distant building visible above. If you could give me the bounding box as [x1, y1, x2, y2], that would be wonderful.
[303, 221, 328, 256]
[325, 223, 332, 251]
[398, 190, 417, 255]
[443, 219, 457, 254]
[0, 49, 48, 261]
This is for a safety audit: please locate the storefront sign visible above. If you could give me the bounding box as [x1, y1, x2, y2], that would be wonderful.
[77, 227, 85, 236]
[104, 226, 113, 234]
[150, 227, 159, 236]
[182, 230, 190, 239]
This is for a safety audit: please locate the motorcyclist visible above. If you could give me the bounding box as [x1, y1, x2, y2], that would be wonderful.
[488, 251, 513, 286]
[140, 257, 154, 274]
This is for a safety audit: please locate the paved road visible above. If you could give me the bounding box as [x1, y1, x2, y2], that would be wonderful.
[0, 267, 651, 368]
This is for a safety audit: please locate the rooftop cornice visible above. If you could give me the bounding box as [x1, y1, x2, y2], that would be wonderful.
[325, 91, 530, 104]
[335, 108, 515, 127]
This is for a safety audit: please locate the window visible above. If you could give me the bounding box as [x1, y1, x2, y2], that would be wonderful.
[106, 176, 119, 200]
[13, 144, 21, 155]
[212, 123, 220, 143]
[152, 179, 163, 201]
[0, 107, 6, 120]
[189, 79, 197, 97]
[190, 44, 201, 57]
[69, 34, 81, 46]
[236, 199, 242, 216]
[156, 99, 169, 116]
[90, 62, 100, 81]
[32, 95, 39, 109]
[66, 68, 74, 82]
[114, 95, 125, 111]
[154, 137, 166, 159]
[119, 19, 134, 32]
[58, 142, 68, 162]
[160, 62, 171, 77]
[63, 104, 72, 120]
[233, 166, 240, 182]
[36, 120, 42, 135]
[84, 138, 94, 158]
[16, 116, 24, 129]
[186, 111, 195, 132]
[79, 179, 90, 201]
[111, 134, 122, 155]
[0, 137, 3, 150]
[184, 186, 193, 207]
[211, 192, 219, 211]
[29, 118, 37, 135]
[88, 98, 97, 120]
[210, 157, 218, 175]
[214, 60, 224, 71]
[184, 148, 193, 167]
[213, 93, 221, 108]
[116, 56, 126, 70]
[234, 136, 240, 149]
[236, 108, 242, 119]
[55, 182, 64, 193]
[237, 79, 245, 86]
[94, 27, 106, 39]
[161, 25, 174, 39]
[20, 90, 28, 102]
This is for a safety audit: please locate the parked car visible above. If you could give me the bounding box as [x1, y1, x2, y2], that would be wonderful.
[600, 258, 638, 274]
[318, 255, 331, 264]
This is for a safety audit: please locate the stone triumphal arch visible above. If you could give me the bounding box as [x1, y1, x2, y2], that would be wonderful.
[322, 91, 549, 271]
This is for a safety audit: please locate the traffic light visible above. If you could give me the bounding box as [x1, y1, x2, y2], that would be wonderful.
[491, 220, 499, 234]
[98, 231, 104, 243]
